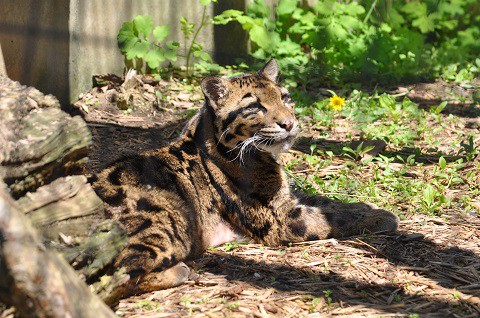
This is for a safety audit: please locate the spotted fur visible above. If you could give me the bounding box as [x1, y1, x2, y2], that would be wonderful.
[93, 59, 399, 299]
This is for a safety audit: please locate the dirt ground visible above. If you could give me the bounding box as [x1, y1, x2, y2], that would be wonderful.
[68, 73, 480, 317]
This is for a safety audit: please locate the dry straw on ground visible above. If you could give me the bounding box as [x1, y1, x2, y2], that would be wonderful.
[115, 212, 480, 317]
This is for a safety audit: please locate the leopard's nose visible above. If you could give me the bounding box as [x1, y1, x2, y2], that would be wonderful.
[277, 119, 295, 131]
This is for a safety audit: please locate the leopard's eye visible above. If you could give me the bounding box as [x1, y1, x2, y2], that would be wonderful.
[246, 102, 266, 112]
[282, 94, 294, 107]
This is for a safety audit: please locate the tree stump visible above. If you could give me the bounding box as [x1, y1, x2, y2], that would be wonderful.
[0, 76, 129, 316]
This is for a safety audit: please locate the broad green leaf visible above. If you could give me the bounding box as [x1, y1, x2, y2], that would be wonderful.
[125, 40, 149, 60]
[144, 47, 166, 69]
[379, 23, 392, 33]
[440, 19, 458, 30]
[166, 41, 180, 50]
[435, 101, 448, 114]
[164, 41, 179, 61]
[249, 24, 271, 49]
[436, 172, 449, 179]
[276, 0, 298, 16]
[237, 15, 256, 30]
[191, 43, 203, 51]
[199, 0, 211, 6]
[348, 38, 367, 56]
[276, 38, 302, 56]
[133, 15, 154, 37]
[312, 1, 334, 15]
[379, 94, 395, 110]
[328, 22, 348, 40]
[153, 25, 170, 42]
[345, 2, 365, 16]
[193, 51, 212, 62]
[439, 156, 446, 170]
[387, 8, 405, 29]
[117, 21, 138, 53]
[451, 177, 464, 184]
[412, 14, 436, 34]
[251, 48, 266, 59]
[423, 185, 436, 206]
[292, 9, 315, 25]
[458, 27, 480, 47]
[438, 0, 465, 16]
[248, 0, 270, 18]
[213, 9, 243, 25]
[401, 2, 427, 18]
[341, 15, 362, 30]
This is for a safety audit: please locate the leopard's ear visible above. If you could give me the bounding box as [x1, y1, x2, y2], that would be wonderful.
[258, 58, 279, 83]
[201, 75, 230, 109]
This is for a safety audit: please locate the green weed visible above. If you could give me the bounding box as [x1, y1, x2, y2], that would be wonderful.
[222, 241, 239, 252]
[215, 0, 480, 86]
[117, 0, 217, 77]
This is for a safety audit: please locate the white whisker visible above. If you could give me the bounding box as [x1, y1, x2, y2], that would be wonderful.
[229, 134, 262, 164]
[217, 128, 231, 145]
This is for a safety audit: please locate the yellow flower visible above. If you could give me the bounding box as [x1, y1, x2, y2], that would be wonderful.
[329, 95, 345, 111]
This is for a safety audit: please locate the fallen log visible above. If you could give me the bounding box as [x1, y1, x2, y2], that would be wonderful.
[0, 76, 130, 315]
[0, 180, 116, 318]
[0, 76, 90, 198]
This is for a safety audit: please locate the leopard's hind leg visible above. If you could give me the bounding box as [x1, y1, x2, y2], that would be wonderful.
[280, 191, 399, 243]
[105, 190, 199, 300]
[109, 218, 193, 300]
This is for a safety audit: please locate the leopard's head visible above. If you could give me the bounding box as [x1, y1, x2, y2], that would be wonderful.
[201, 59, 298, 158]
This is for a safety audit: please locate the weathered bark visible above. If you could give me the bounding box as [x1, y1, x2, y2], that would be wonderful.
[0, 181, 116, 318]
[0, 76, 131, 314]
[15, 176, 128, 280]
[0, 76, 90, 198]
[16, 175, 105, 240]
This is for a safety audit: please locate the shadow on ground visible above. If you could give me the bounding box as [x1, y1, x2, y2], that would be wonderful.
[86, 120, 186, 173]
[197, 231, 479, 316]
[294, 136, 470, 164]
[86, 120, 479, 316]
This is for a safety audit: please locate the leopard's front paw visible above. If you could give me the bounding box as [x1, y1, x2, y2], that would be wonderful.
[327, 201, 399, 237]
[361, 207, 399, 233]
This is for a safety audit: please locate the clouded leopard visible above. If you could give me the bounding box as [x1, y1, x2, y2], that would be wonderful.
[93, 59, 399, 300]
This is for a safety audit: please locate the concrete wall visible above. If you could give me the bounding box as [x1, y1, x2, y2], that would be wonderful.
[0, 43, 7, 76]
[0, 0, 248, 105]
[0, 0, 70, 103]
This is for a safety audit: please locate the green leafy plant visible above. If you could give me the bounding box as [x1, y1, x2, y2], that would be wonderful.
[459, 135, 479, 162]
[222, 241, 239, 252]
[420, 184, 448, 213]
[117, 0, 216, 77]
[227, 302, 240, 310]
[180, 0, 216, 77]
[346, 92, 426, 147]
[342, 142, 375, 161]
[215, 0, 480, 86]
[309, 297, 321, 313]
[214, 0, 308, 88]
[441, 59, 480, 83]
[323, 289, 333, 305]
[118, 15, 179, 72]
[136, 299, 160, 311]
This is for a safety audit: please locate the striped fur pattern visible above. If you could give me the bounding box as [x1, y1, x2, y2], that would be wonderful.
[93, 59, 399, 299]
